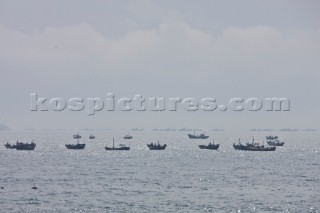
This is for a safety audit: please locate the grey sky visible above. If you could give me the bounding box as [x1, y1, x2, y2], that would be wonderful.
[0, 0, 319, 130]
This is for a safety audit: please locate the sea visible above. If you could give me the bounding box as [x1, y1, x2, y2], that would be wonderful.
[0, 130, 319, 213]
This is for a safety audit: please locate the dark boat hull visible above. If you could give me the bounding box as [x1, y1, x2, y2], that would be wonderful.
[267, 141, 284, 146]
[124, 136, 133, 139]
[147, 144, 167, 150]
[73, 135, 81, 139]
[199, 144, 219, 150]
[16, 144, 36, 150]
[16, 146, 36, 150]
[105, 147, 130, 150]
[188, 134, 209, 139]
[65, 144, 86, 149]
[5, 142, 36, 150]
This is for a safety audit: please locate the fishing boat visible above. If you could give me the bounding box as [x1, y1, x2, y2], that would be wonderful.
[89, 134, 95, 139]
[65, 140, 85, 149]
[147, 141, 167, 150]
[267, 140, 284, 146]
[15, 140, 36, 150]
[124, 134, 133, 139]
[266, 135, 284, 146]
[4, 142, 17, 149]
[266, 136, 278, 140]
[199, 141, 219, 150]
[105, 138, 130, 150]
[188, 131, 209, 139]
[73, 133, 81, 139]
[233, 138, 276, 151]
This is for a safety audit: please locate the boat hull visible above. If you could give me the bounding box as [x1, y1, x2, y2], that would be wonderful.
[267, 141, 284, 146]
[16, 146, 36, 150]
[233, 144, 276, 151]
[199, 144, 219, 150]
[147, 144, 167, 150]
[65, 144, 86, 149]
[124, 136, 133, 139]
[16, 144, 36, 150]
[6, 142, 36, 150]
[188, 134, 209, 139]
[105, 147, 130, 150]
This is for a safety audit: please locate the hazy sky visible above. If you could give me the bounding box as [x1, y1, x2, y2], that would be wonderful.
[0, 0, 319, 130]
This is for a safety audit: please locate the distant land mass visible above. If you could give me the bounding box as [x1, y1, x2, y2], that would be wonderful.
[0, 123, 11, 131]
[178, 128, 202, 132]
[41, 128, 112, 131]
[303, 129, 317, 132]
[250, 128, 274, 131]
[42, 128, 75, 131]
[81, 128, 94, 131]
[131, 128, 144, 131]
[153, 128, 176, 131]
[212, 128, 225, 131]
[280, 128, 298, 132]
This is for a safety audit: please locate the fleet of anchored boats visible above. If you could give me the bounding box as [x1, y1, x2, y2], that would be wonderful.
[3, 133, 285, 152]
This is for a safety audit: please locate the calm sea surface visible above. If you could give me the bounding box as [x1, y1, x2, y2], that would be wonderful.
[0, 131, 319, 213]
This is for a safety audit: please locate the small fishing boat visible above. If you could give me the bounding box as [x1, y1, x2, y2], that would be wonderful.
[266, 136, 278, 140]
[233, 138, 276, 151]
[199, 141, 219, 150]
[31, 183, 37, 190]
[65, 140, 85, 149]
[4, 142, 17, 149]
[266, 135, 284, 146]
[89, 134, 95, 139]
[105, 138, 130, 150]
[124, 134, 133, 139]
[267, 140, 285, 146]
[188, 131, 209, 139]
[73, 133, 81, 139]
[147, 141, 167, 150]
[15, 140, 36, 150]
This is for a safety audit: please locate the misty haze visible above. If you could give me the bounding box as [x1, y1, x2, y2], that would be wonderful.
[0, 1, 319, 212]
